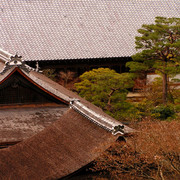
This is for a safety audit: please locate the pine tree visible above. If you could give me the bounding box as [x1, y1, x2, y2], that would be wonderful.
[127, 17, 180, 104]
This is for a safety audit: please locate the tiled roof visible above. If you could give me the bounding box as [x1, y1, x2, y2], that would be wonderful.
[0, 0, 179, 61]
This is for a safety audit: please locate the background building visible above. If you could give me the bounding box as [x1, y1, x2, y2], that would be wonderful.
[0, 0, 179, 75]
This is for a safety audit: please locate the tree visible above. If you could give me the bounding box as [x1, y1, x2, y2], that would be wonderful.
[42, 69, 57, 81]
[126, 17, 180, 104]
[58, 70, 76, 87]
[75, 68, 135, 120]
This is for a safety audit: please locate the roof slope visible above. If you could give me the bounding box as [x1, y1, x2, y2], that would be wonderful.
[0, 108, 118, 179]
[0, 0, 179, 61]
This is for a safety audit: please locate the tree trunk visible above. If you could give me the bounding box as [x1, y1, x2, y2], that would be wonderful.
[162, 73, 168, 105]
[107, 88, 117, 111]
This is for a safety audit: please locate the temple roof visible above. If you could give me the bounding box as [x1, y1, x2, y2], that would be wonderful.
[0, 0, 179, 61]
[0, 50, 133, 143]
[0, 49, 134, 179]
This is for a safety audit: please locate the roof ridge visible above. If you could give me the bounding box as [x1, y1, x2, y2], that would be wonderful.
[0, 48, 13, 63]
[70, 100, 125, 135]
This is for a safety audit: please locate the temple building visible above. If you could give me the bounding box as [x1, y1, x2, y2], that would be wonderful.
[0, 49, 133, 179]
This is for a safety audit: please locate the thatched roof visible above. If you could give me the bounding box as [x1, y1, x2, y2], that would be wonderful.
[0, 0, 179, 61]
[0, 108, 118, 179]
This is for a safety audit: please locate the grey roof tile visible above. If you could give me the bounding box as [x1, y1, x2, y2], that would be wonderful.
[0, 0, 179, 61]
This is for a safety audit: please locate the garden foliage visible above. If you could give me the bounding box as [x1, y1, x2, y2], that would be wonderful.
[75, 68, 135, 120]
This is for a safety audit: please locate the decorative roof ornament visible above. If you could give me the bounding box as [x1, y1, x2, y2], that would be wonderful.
[9, 53, 23, 66]
[112, 125, 124, 135]
[0, 52, 36, 75]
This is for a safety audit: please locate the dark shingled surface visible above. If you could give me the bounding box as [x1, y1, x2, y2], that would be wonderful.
[0, 106, 68, 143]
[0, 0, 179, 60]
[0, 109, 118, 179]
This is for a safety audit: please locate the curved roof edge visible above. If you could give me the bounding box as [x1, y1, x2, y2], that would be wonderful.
[70, 100, 126, 135]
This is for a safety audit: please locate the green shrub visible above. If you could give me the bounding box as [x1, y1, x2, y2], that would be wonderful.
[151, 105, 175, 120]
